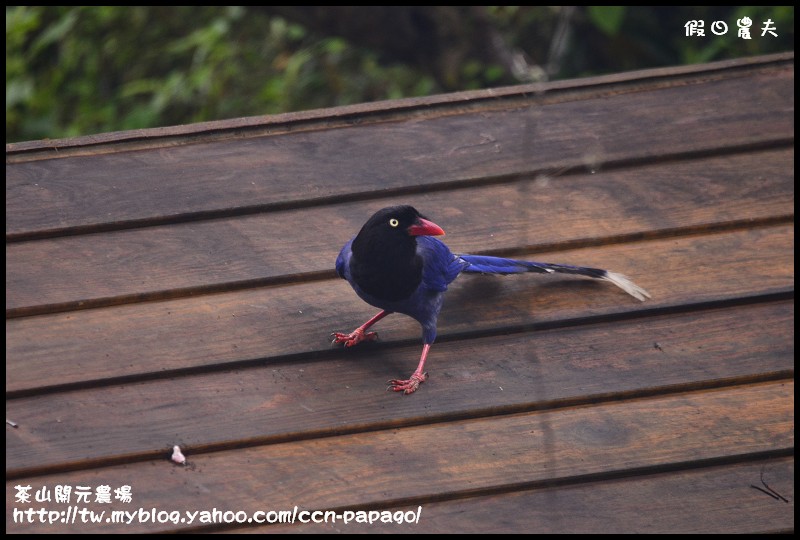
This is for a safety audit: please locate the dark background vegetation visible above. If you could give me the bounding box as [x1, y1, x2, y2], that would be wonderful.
[6, 6, 793, 143]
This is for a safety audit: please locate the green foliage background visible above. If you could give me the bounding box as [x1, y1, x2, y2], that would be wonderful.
[6, 6, 793, 143]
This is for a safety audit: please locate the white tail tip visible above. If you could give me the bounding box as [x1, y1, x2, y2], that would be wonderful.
[602, 272, 651, 302]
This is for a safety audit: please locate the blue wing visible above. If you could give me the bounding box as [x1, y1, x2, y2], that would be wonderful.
[416, 236, 469, 293]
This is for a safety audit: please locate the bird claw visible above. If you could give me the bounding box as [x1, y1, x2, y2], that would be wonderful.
[330, 328, 378, 347]
[387, 372, 428, 394]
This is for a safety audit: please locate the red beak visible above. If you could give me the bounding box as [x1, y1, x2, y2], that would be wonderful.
[408, 217, 445, 237]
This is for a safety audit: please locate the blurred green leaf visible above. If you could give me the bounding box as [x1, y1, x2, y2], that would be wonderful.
[587, 6, 626, 36]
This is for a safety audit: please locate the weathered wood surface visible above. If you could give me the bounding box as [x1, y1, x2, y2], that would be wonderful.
[5, 53, 794, 533]
[267, 457, 795, 534]
[6, 299, 794, 477]
[6, 148, 794, 316]
[5, 55, 793, 240]
[6, 225, 794, 395]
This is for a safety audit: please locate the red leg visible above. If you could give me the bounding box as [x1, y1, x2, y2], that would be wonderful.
[331, 310, 390, 347]
[388, 343, 431, 394]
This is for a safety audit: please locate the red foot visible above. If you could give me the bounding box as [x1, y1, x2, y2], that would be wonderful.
[387, 372, 428, 395]
[331, 328, 378, 347]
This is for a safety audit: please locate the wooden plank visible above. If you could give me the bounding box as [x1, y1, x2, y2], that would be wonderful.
[5, 64, 793, 239]
[6, 224, 794, 395]
[5, 382, 793, 533]
[6, 148, 794, 314]
[5, 300, 793, 476]
[6, 53, 792, 156]
[263, 457, 794, 533]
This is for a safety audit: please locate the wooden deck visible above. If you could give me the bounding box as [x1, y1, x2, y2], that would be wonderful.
[6, 52, 794, 533]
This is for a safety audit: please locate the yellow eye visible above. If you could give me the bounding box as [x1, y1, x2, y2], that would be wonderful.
[389, 218, 399, 227]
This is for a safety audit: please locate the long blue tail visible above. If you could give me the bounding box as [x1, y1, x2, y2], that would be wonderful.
[458, 254, 650, 301]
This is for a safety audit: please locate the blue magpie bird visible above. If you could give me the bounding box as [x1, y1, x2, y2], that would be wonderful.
[333, 205, 650, 394]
